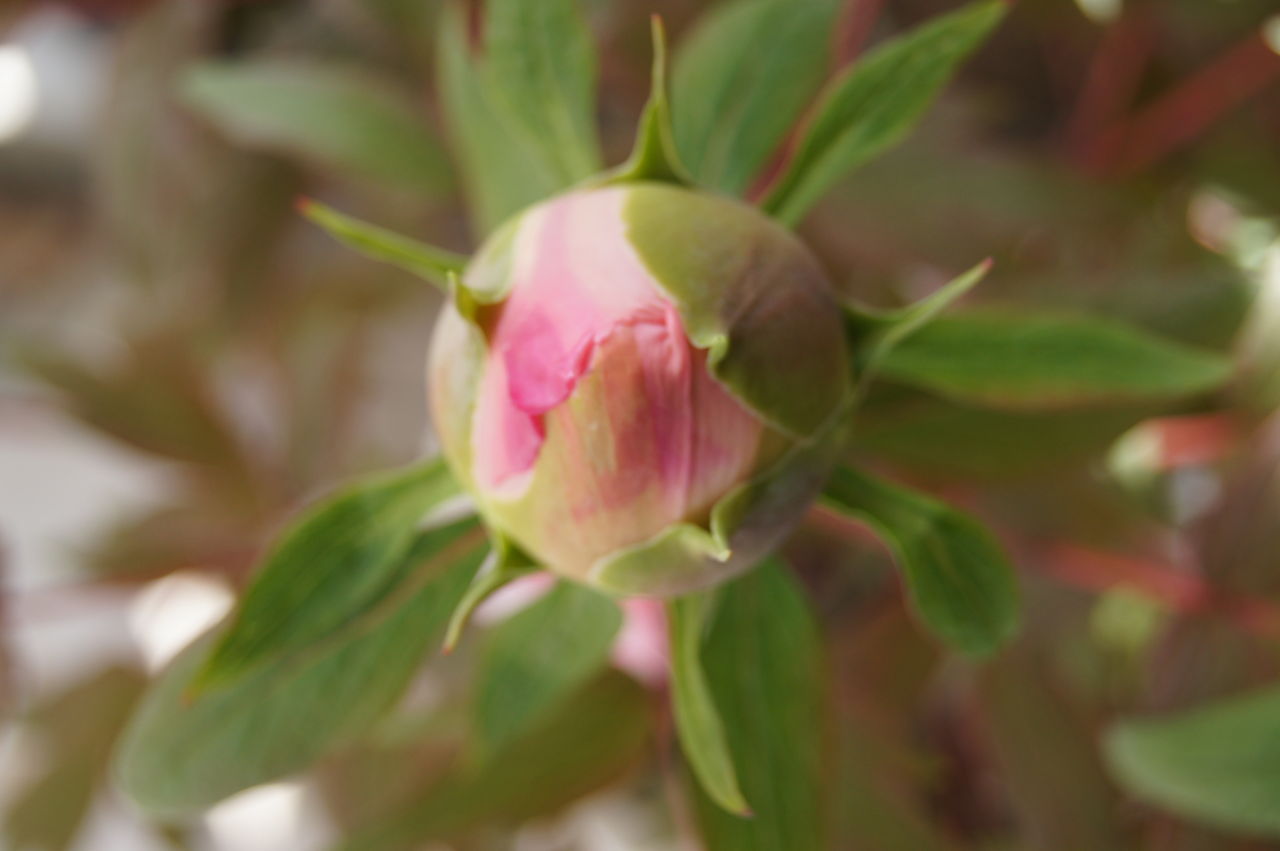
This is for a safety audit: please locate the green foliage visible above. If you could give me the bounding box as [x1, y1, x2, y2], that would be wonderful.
[194, 459, 463, 691]
[667, 591, 750, 815]
[336, 671, 651, 850]
[436, 0, 598, 235]
[482, 0, 602, 182]
[180, 60, 450, 191]
[671, 0, 839, 195]
[691, 561, 826, 850]
[875, 312, 1233, 409]
[604, 17, 692, 186]
[763, 0, 1007, 225]
[470, 581, 622, 760]
[823, 466, 1019, 655]
[115, 524, 485, 817]
[1106, 686, 1280, 836]
[299, 200, 467, 290]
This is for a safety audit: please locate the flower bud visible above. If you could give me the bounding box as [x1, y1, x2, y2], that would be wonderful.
[429, 182, 850, 596]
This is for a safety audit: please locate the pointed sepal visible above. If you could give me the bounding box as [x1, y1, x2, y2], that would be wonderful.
[442, 533, 539, 651]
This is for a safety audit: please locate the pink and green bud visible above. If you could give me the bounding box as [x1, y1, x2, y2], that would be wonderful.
[429, 182, 851, 596]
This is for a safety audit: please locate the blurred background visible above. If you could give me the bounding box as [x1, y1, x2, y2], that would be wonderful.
[1, 0, 1279, 848]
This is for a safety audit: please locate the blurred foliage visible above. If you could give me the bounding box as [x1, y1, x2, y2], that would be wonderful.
[2, 0, 1280, 848]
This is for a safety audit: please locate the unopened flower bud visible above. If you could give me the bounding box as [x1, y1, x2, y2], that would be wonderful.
[429, 182, 850, 595]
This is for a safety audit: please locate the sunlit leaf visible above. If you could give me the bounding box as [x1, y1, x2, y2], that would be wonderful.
[337, 671, 650, 850]
[180, 60, 449, 191]
[1105, 685, 1280, 836]
[762, 0, 1006, 225]
[672, 0, 838, 195]
[115, 523, 485, 817]
[692, 561, 826, 850]
[667, 591, 750, 816]
[471, 581, 621, 760]
[875, 312, 1233, 409]
[823, 466, 1019, 655]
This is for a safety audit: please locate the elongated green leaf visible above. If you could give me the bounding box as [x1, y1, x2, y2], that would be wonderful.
[763, 0, 1006, 225]
[1105, 685, 1280, 836]
[484, 0, 601, 182]
[471, 581, 621, 760]
[338, 671, 650, 851]
[692, 561, 826, 850]
[194, 459, 462, 692]
[823, 466, 1018, 655]
[436, 3, 579, 235]
[668, 592, 750, 816]
[115, 523, 485, 817]
[180, 60, 448, 191]
[299, 199, 466, 290]
[874, 312, 1233, 409]
[672, 0, 838, 195]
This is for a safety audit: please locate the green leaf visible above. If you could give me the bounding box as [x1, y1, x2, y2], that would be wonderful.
[483, 0, 602, 183]
[874, 312, 1233, 409]
[337, 671, 650, 850]
[437, 4, 562, 234]
[194, 459, 463, 693]
[667, 591, 751, 816]
[115, 522, 485, 817]
[762, 0, 1006, 225]
[298, 199, 467, 290]
[471, 581, 622, 760]
[604, 16, 692, 186]
[442, 534, 538, 652]
[180, 60, 448, 191]
[1105, 685, 1280, 836]
[691, 561, 827, 850]
[823, 466, 1019, 655]
[672, 0, 839, 195]
[847, 258, 992, 377]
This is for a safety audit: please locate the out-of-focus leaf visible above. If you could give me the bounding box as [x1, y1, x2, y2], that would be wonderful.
[299, 199, 466, 290]
[667, 591, 750, 816]
[4, 668, 145, 851]
[194, 460, 462, 692]
[180, 60, 449, 191]
[981, 650, 1129, 850]
[471, 581, 621, 760]
[853, 393, 1152, 479]
[671, 0, 838, 195]
[1105, 685, 1280, 836]
[692, 561, 826, 850]
[115, 524, 485, 817]
[338, 671, 650, 851]
[823, 466, 1019, 655]
[762, 0, 1006, 225]
[17, 339, 246, 474]
[483, 0, 601, 182]
[436, 3, 574, 235]
[875, 312, 1232, 410]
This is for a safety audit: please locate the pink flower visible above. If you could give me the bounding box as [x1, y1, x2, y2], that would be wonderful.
[430, 183, 850, 596]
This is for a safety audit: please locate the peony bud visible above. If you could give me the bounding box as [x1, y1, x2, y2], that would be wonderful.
[429, 182, 851, 596]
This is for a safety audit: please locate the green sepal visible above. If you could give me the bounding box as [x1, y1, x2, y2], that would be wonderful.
[590, 408, 850, 596]
[298, 199, 467, 290]
[667, 590, 752, 816]
[442, 533, 540, 651]
[599, 17, 693, 187]
[624, 183, 852, 440]
[847, 258, 992, 378]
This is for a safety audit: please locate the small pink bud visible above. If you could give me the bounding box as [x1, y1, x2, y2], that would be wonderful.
[429, 184, 850, 595]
